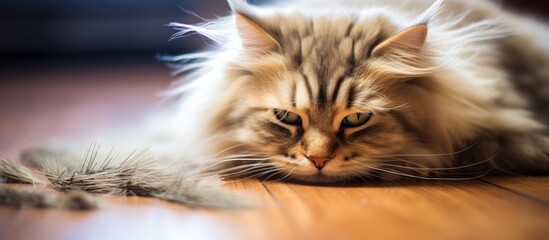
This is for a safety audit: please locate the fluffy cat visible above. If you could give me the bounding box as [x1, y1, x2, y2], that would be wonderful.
[164, 0, 549, 183]
[3, 0, 549, 209]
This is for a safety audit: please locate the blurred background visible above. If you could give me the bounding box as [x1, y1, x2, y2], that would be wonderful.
[0, 0, 547, 66]
[0, 0, 548, 69]
[0, 0, 277, 68]
[0, 0, 547, 154]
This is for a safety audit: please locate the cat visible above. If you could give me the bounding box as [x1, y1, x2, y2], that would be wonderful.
[163, 0, 549, 183]
[2, 0, 549, 209]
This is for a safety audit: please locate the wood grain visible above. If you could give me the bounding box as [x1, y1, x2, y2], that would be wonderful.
[264, 180, 549, 240]
[3, 179, 547, 240]
[481, 176, 549, 204]
[0, 180, 296, 240]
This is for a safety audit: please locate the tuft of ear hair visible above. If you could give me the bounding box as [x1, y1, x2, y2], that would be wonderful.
[227, 0, 254, 16]
[235, 14, 280, 55]
[371, 24, 428, 58]
[366, 24, 435, 82]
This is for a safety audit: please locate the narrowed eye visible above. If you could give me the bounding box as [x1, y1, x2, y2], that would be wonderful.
[274, 109, 302, 125]
[342, 112, 372, 128]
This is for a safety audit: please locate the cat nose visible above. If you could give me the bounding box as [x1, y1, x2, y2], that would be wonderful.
[308, 156, 331, 170]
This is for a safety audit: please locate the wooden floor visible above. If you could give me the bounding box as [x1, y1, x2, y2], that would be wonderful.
[1, 61, 548, 240]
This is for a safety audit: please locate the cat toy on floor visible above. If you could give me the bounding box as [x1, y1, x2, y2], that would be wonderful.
[0, 144, 246, 209]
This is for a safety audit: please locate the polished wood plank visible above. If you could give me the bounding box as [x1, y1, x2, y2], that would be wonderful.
[264, 180, 549, 240]
[223, 179, 298, 240]
[0, 180, 296, 240]
[0, 207, 18, 237]
[481, 176, 549, 203]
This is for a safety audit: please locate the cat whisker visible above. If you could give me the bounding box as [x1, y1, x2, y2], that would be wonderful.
[262, 167, 297, 183]
[353, 155, 430, 169]
[349, 168, 395, 182]
[224, 167, 282, 183]
[210, 143, 250, 158]
[365, 165, 493, 181]
[210, 163, 274, 177]
[353, 101, 409, 113]
[261, 169, 288, 183]
[375, 154, 496, 172]
[376, 163, 429, 176]
[221, 167, 279, 183]
[194, 157, 273, 172]
[275, 166, 299, 182]
[184, 164, 274, 182]
[275, 159, 301, 167]
[347, 169, 369, 183]
[210, 157, 272, 166]
[369, 139, 480, 159]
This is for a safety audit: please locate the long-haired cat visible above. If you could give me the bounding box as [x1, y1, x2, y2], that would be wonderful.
[165, 0, 549, 183]
[2, 0, 549, 209]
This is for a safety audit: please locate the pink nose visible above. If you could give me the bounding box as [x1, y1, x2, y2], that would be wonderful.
[308, 156, 331, 170]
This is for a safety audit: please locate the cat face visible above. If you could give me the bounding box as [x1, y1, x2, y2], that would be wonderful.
[172, 0, 525, 182]
[231, 66, 434, 182]
[216, 11, 439, 182]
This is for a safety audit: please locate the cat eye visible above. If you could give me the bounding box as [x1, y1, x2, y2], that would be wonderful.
[274, 109, 302, 125]
[341, 112, 372, 128]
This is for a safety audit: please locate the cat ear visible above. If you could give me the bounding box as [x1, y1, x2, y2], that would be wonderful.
[234, 14, 280, 54]
[371, 24, 428, 58]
